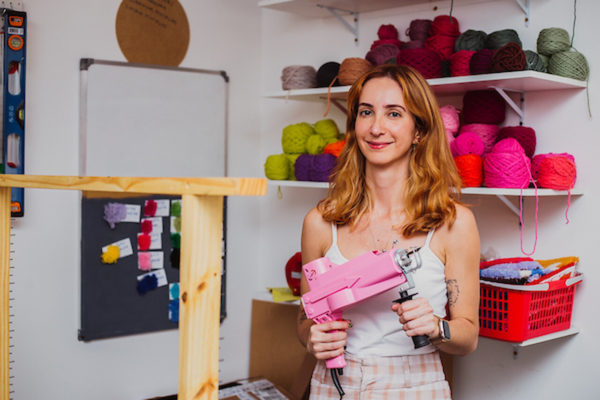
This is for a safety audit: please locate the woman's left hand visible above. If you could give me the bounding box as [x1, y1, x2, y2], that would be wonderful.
[391, 297, 439, 339]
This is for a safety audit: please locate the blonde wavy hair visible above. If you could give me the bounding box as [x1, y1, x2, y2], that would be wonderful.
[318, 64, 462, 236]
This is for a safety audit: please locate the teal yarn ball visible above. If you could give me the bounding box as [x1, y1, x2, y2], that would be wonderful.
[306, 134, 326, 154]
[264, 154, 290, 180]
[525, 50, 547, 72]
[485, 29, 522, 50]
[281, 122, 314, 154]
[537, 28, 571, 56]
[548, 50, 589, 81]
[455, 29, 487, 52]
[313, 118, 340, 139]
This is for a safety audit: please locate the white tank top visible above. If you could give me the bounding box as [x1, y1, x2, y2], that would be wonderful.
[325, 224, 447, 357]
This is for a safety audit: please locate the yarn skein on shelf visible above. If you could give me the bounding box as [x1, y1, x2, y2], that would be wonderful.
[459, 123, 499, 155]
[397, 48, 442, 79]
[497, 126, 536, 159]
[454, 154, 483, 187]
[281, 65, 318, 90]
[338, 58, 373, 86]
[491, 42, 527, 72]
[439, 105, 460, 143]
[532, 153, 576, 223]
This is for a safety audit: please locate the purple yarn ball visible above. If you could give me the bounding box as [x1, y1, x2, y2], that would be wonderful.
[104, 202, 127, 229]
[294, 154, 312, 181]
[310, 154, 337, 182]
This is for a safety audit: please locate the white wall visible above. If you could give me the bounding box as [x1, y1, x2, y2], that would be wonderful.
[12, 0, 262, 399]
[259, 0, 600, 399]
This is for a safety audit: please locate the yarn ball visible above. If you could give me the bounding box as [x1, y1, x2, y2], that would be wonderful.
[462, 90, 506, 125]
[171, 232, 181, 249]
[311, 153, 337, 182]
[138, 252, 152, 271]
[103, 202, 127, 229]
[450, 50, 476, 76]
[314, 119, 340, 139]
[455, 29, 487, 52]
[378, 24, 399, 40]
[497, 126, 537, 158]
[396, 48, 442, 79]
[286, 153, 301, 181]
[316, 62, 341, 87]
[101, 245, 120, 264]
[537, 28, 571, 56]
[294, 154, 312, 181]
[524, 50, 547, 72]
[548, 50, 590, 81]
[532, 153, 576, 190]
[402, 39, 426, 49]
[483, 138, 532, 188]
[170, 248, 180, 269]
[264, 154, 290, 180]
[138, 234, 151, 251]
[451, 131, 485, 157]
[425, 34, 457, 60]
[172, 216, 181, 233]
[281, 65, 318, 90]
[459, 123, 499, 154]
[338, 58, 373, 86]
[429, 15, 460, 37]
[144, 199, 157, 217]
[469, 48, 495, 74]
[366, 44, 399, 66]
[491, 42, 527, 72]
[454, 154, 483, 187]
[170, 201, 181, 217]
[141, 219, 153, 234]
[282, 122, 314, 153]
[323, 138, 346, 158]
[306, 134, 326, 155]
[406, 19, 432, 41]
[439, 105, 461, 141]
[485, 29, 522, 50]
[137, 274, 158, 295]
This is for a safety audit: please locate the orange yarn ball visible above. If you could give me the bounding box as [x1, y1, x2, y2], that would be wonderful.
[323, 138, 346, 158]
[338, 58, 374, 86]
[454, 154, 483, 187]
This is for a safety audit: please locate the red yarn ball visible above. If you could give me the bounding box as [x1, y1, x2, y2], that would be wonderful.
[141, 219, 153, 234]
[450, 50, 475, 76]
[469, 48, 495, 75]
[366, 44, 399, 66]
[138, 234, 152, 251]
[378, 24, 399, 40]
[462, 90, 506, 124]
[370, 38, 403, 50]
[491, 42, 527, 72]
[454, 154, 483, 187]
[425, 34, 457, 60]
[396, 48, 442, 79]
[429, 15, 460, 37]
[532, 153, 576, 190]
[497, 126, 536, 158]
[144, 200, 157, 217]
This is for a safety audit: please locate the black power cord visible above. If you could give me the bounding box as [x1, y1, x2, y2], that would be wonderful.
[330, 368, 345, 399]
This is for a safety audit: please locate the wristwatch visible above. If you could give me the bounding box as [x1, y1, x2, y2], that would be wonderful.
[438, 318, 451, 343]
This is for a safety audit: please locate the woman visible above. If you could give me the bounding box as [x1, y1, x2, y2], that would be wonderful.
[297, 64, 480, 399]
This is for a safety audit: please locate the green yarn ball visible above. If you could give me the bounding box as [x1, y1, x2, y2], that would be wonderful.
[524, 50, 547, 72]
[170, 233, 181, 249]
[313, 119, 339, 139]
[537, 27, 571, 56]
[286, 154, 301, 181]
[173, 217, 182, 233]
[325, 137, 339, 145]
[539, 53, 550, 69]
[548, 50, 589, 81]
[170, 201, 181, 217]
[264, 153, 290, 180]
[281, 122, 314, 154]
[306, 134, 326, 154]
[455, 29, 487, 52]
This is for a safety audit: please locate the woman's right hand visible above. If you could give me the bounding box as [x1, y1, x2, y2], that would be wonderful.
[306, 320, 350, 361]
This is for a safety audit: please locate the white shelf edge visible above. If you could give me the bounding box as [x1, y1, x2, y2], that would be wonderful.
[515, 326, 580, 348]
[267, 181, 582, 196]
[263, 71, 586, 100]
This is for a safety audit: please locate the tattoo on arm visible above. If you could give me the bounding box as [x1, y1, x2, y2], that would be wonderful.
[446, 279, 459, 307]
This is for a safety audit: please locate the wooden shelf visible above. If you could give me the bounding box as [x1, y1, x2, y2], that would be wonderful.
[264, 71, 587, 101]
[267, 180, 583, 197]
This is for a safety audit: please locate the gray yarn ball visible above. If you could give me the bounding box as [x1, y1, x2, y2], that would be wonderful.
[485, 29, 522, 50]
[524, 50, 547, 72]
[455, 29, 487, 52]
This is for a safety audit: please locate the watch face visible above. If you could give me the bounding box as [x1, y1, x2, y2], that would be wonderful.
[441, 320, 451, 340]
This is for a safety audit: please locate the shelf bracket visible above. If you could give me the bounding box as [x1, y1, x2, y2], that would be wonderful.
[515, 0, 530, 27]
[490, 86, 525, 124]
[512, 344, 521, 359]
[496, 194, 521, 218]
[317, 4, 359, 46]
[330, 98, 348, 115]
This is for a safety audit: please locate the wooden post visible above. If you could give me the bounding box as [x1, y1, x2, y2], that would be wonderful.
[0, 188, 11, 400]
[178, 194, 224, 400]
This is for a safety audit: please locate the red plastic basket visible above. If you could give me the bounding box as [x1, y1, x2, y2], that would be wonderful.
[479, 274, 582, 342]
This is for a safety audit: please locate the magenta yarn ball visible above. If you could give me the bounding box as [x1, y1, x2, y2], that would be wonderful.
[497, 126, 537, 158]
[459, 123, 499, 155]
[483, 138, 531, 188]
[491, 137, 526, 155]
[397, 47, 442, 79]
[451, 131, 485, 157]
[378, 24, 399, 40]
[462, 90, 506, 124]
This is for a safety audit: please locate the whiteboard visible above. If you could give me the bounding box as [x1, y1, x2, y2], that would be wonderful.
[79, 59, 228, 177]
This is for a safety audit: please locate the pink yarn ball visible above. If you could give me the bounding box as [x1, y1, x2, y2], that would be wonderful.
[459, 123, 499, 154]
[451, 131, 485, 157]
[497, 126, 537, 158]
[378, 24, 399, 40]
[439, 105, 460, 142]
[483, 138, 531, 188]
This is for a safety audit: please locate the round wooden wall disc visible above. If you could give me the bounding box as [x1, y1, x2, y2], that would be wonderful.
[116, 0, 190, 66]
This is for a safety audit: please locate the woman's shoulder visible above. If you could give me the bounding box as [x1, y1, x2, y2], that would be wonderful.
[433, 203, 478, 246]
[302, 207, 334, 259]
[303, 207, 331, 235]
